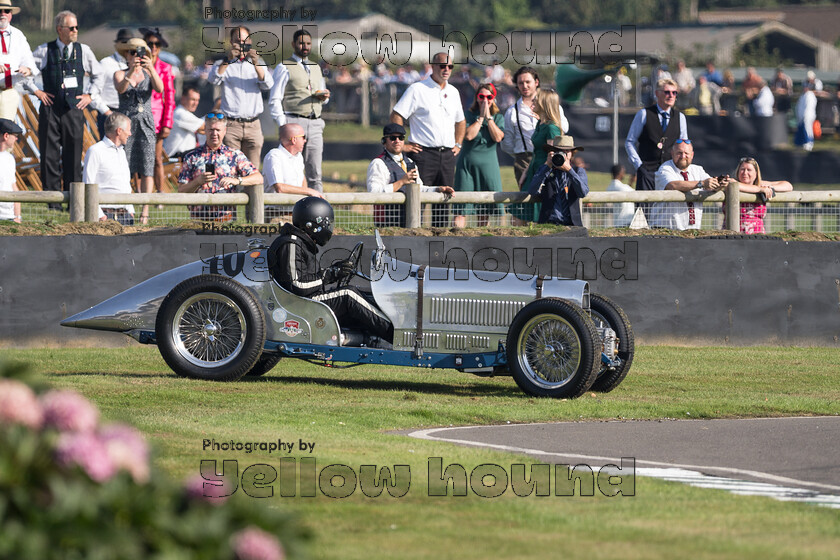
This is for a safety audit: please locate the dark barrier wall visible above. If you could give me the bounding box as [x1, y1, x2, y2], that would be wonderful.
[2, 233, 839, 348]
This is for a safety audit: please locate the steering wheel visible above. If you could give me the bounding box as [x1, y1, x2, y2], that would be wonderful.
[336, 241, 364, 287]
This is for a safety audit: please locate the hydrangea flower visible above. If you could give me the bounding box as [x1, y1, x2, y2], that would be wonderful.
[184, 474, 229, 504]
[0, 379, 43, 429]
[231, 527, 285, 560]
[40, 390, 99, 433]
[99, 424, 150, 483]
[55, 431, 116, 482]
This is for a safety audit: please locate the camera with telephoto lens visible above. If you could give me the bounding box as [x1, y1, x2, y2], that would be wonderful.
[551, 152, 566, 168]
[136, 46, 147, 58]
[755, 190, 768, 204]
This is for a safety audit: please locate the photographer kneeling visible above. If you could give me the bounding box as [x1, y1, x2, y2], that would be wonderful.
[527, 135, 589, 226]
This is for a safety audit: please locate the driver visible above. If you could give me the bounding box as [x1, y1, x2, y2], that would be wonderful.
[268, 197, 393, 344]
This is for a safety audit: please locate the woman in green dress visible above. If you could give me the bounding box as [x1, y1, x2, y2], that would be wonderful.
[453, 84, 506, 227]
[513, 88, 564, 223]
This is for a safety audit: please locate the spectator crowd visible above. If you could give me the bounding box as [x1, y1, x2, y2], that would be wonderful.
[0, 5, 818, 233]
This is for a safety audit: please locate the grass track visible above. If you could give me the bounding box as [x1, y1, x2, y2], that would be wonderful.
[4, 345, 840, 559]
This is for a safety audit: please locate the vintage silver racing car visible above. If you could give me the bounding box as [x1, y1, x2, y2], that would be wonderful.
[61, 232, 634, 399]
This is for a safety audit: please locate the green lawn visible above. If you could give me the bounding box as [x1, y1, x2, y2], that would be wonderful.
[4, 346, 840, 560]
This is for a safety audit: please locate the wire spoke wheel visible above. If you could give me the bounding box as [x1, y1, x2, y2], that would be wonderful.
[173, 293, 247, 367]
[588, 293, 634, 393]
[507, 298, 599, 398]
[519, 314, 581, 388]
[156, 275, 265, 381]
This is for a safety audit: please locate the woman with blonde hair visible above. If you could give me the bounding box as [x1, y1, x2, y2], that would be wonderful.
[729, 156, 792, 233]
[513, 88, 564, 223]
[453, 83, 505, 227]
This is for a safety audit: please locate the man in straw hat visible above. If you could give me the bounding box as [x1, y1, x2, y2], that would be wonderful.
[90, 29, 134, 137]
[27, 10, 103, 207]
[527, 135, 589, 226]
[0, 0, 36, 121]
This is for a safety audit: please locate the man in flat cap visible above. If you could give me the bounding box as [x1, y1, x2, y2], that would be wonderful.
[366, 122, 453, 227]
[0, 0, 36, 121]
[0, 117, 22, 222]
[527, 135, 589, 226]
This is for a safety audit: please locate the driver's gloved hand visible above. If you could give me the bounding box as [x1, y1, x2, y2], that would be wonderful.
[335, 259, 355, 277]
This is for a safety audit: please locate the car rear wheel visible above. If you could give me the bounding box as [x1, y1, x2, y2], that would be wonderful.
[156, 275, 265, 381]
[245, 354, 283, 377]
[506, 298, 600, 398]
[588, 293, 634, 393]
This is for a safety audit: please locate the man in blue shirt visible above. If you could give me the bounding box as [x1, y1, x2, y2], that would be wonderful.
[527, 135, 589, 226]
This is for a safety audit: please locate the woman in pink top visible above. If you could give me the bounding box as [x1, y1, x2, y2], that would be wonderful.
[141, 28, 175, 202]
[729, 157, 792, 234]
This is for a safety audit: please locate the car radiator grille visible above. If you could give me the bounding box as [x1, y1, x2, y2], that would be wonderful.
[429, 297, 526, 327]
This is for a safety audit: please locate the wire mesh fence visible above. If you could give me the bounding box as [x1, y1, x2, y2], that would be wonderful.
[10, 198, 840, 234]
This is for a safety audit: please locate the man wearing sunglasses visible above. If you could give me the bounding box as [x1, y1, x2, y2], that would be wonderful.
[209, 26, 273, 167]
[28, 10, 103, 208]
[651, 139, 725, 230]
[177, 113, 263, 221]
[366, 123, 454, 227]
[0, 0, 36, 121]
[625, 78, 688, 220]
[391, 52, 465, 227]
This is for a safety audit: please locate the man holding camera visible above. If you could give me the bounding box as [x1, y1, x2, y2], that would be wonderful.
[651, 139, 725, 230]
[527, 135, 589, 226]
[209, 26, 273, 167]
[177, 113, 263, 221]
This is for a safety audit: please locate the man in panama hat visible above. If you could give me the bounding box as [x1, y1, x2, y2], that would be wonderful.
[0, 0, 36, 120]
[527, 135, 589, 226]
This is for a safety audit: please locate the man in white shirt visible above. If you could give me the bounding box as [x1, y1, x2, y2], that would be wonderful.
[391, 52, 465, 227]
[607, 164, 635, 228]
[83, 112, 135, 225]
[748, 81, 775, 117]
[262, 123, 322, 220]
[652, 139, 725, 230]
[209, 26, 273, 167]
[90, 29, 132, 137]
[269, 29, 329, 192]
[0, 118, 21, 223]
[0, 0, 36, 121]
[163, 86, 205, 158]
[366, 123, 453, 227]
[27, 11, 103, 205]
[500, 66, 569, 185]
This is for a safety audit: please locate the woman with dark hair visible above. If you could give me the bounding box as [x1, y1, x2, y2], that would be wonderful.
[453, 84, 505, 227]
[728, 156, 792, 234]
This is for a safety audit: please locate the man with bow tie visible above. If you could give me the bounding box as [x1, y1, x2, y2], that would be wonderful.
[0, 0, 35, 121]
[625, 78, 688, 220]
[27, 10, 102, 207]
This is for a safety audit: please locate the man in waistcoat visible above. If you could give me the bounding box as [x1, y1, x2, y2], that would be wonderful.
[0, 0, 36, 121]
[624, 78, 687, 220]
[269, 29, 329, 193]
[28, 10, 102, 207]
[366, 123, 453, 228]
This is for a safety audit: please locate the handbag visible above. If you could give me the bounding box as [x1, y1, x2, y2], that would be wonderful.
[813, 119, 822, 139]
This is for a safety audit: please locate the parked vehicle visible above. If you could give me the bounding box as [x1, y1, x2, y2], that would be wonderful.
[62, 233, 633, 398]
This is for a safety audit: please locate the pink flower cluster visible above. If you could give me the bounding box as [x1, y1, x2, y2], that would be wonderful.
[231, 527, 286, 560]
[0, 381, 150, 484]
[184, 475, 229, 504]
[0, 379, 44, 429]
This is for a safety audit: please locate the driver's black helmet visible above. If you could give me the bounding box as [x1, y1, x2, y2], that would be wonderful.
[292, 196, 334, 246]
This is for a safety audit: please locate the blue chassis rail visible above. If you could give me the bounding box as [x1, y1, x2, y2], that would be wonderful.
[136, 332, 619, 370]
[265, 341, 507, 370]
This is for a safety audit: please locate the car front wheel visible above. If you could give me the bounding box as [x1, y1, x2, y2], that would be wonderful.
[156, 275, 265, 381]
[506, 298, 600, 398]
